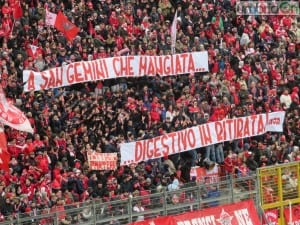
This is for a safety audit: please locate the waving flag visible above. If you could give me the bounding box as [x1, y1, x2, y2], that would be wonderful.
[0, 87, 33, 133]
[54, 11, 79, 41]
[45, 9, 57, 26]
[12, 2, 23, 19]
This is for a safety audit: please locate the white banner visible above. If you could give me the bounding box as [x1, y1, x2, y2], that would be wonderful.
[23, 52, 208, 92]
[120, 112, 285, 165]
[45, 9, 57, 26]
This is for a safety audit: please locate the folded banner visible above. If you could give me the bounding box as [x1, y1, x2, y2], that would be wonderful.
[87, 152, 117, 170]
[129, 199, 261, 225]
[0, 87, 34, 133]
[120, 111, 285, 165]
[23, 51, 209, 92]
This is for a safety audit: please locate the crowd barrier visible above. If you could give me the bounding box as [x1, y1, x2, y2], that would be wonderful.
[0, 174, 260, 225]
[258, 161, 300, 225]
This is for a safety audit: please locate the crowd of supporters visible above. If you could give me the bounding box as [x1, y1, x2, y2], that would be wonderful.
[0, 0, 299, 224]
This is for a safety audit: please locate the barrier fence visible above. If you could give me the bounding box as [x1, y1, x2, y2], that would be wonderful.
[0, 174, 260, 225]
[258, 161, 300, 225]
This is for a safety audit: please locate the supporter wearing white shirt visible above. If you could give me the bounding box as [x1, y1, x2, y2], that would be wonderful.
[133, 201, 145, 221]
[280, 88, 292, 109]
[165, 105, 177, 122]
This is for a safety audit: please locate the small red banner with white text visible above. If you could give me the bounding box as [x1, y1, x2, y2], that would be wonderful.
[263, 209, 279, 225]
[129, 199, 261, 225]
[87, 152, 118, 171]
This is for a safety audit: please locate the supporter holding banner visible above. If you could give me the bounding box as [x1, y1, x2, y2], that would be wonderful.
[190, 164, 219, 184]
[87, 152, 117, 170]
[22, 52, 209, 92]
[120, 112, 285, 165]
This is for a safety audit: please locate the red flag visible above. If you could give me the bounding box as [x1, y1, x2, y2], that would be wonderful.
[0, 126, 10, 172]
[54, 11, 79, 41]
[13, 2, 23, 19]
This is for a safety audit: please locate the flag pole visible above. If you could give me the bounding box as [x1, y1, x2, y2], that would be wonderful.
[10, 19, 15, 37]
[289, 201, 292, 225]
[170, 10, 177, 55]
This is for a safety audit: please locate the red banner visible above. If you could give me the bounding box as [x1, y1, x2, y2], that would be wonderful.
[263, 209, 278, 225]
[87, 152, 117, 170]
[284, 204, 300, 225]
[129, 200, 261, 225]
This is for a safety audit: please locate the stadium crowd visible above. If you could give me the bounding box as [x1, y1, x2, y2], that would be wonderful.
[0, 0, 299, 224]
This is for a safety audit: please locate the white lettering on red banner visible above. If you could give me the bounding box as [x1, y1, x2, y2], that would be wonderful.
[23, 52, 209, 92]
[263, 209, 278, 225]
[120, 112, 285, 165]
[128, 200, 261, 225]
[87, 152, 117, 170]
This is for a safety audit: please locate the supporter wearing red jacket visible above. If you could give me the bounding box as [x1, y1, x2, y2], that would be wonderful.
[21, 178, 36, 201]
[109, 11, 119, 30]
[32, 134, 45, 150]
[23, 137, 35, 155]
[35, 151, 49, 175]
[7, 138, 22, 158]
[50, 199, 71, 224]
[224, 150, 237, 174]
[150, 97, 161, 122]
[224, 63, 235, 81]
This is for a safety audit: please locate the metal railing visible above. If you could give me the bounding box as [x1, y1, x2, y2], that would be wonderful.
[0, 174, 260, 225]
[258, 161, 300, 225]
